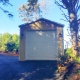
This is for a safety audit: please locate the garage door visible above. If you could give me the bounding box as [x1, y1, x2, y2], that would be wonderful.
[25, 30, 58, 60]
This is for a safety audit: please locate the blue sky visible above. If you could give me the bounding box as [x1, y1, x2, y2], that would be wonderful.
[0, 0, 71, 48]
[0, 0, 68, 33]
[0, 0, 27, 34]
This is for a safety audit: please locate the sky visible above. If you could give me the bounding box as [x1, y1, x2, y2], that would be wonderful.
[0, 0, 73, 48]
[0, 0, 27, 34]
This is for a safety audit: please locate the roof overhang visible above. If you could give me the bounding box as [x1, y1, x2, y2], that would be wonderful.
[19, 18, 64, 28]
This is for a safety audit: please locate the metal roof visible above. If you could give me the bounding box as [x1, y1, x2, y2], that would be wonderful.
[19, 18, 64, 28]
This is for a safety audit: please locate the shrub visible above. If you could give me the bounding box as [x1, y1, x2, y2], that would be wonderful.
[78, 70, 80, 75]
[65, 48, 75, 58]
[5, 41, 16, 52]
[74, 56, 80, 64]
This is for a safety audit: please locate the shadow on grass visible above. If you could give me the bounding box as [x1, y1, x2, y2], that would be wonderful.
[0, 54, 57, 80]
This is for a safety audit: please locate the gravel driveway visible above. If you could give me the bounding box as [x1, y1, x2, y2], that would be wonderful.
[0, 54, 57, 80]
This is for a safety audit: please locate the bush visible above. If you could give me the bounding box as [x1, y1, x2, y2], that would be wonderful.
[65, 48, 75, 58]
[5, 41, 16, 52]
[78, 70, 80, 75]
[74, 56, 80, 64]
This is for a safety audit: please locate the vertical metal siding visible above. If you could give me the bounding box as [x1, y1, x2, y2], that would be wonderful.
[25, 30, 58, 60]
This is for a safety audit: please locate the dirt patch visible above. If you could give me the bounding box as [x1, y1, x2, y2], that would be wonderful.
[61, 62, 80, 80]
[0, 53, 19, 56]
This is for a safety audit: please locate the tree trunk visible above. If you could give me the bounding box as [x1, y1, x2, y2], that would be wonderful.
[69, 13, 78, 57]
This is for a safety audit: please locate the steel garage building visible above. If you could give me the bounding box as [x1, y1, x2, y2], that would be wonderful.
[19, 18, 64, 61]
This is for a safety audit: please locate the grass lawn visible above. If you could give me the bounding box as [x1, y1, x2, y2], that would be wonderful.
[0, 53, 57, 80]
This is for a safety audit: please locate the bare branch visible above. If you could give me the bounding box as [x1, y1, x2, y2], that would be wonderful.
[55, 0, 69, 22]
[0, 7, 13, 17]
[55, 0, 66, 9]
[60, 18, 68, 22]
[0, 0, 13, 18]
[78, 19, 80, 24]
[75, 0, 79, 9]
[74, 0, 77, 5]
[76, 5, 80, 13]
[62, 14, 69, 18]
[0, 7, 9, 13]
[77, 14, 80, 19]
[7, 2, 13, 6]
[0, 7, 3, 10]
[57, 5, 69, 22]
[59, 0, 62, 2]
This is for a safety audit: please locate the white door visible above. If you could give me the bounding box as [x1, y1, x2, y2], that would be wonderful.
[25, 30, 58, 60]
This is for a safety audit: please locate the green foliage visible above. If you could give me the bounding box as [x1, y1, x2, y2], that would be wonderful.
[12, 34, 19, 50]
[0, 33, 19, 52]
[78, 70, 80, 75]
[5, 41, 16, 52]
[0, 34, 2, 48]
[0, 33, 11, 51]
[74, 56, 80, 64]
[18, 1, 41, 22]
[0, 46, 6, 51]
[18, 0, 53, 22]
[65, 48, 75, 58]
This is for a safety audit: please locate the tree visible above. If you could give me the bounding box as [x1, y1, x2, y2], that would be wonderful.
[1, 33, 12, 51]
[12, 34, 19, 50]
[0, 34, 2, 50]
[54, 0, 80, 57]
[0, 0, 13, 17]
[0, 33, 19, 52]
[18, 0, 53, 22]
[5, 41, 16, 52]
[18, 0, 41, 22]
[65, 48, 75, 58]
[18, 0, 80, 57]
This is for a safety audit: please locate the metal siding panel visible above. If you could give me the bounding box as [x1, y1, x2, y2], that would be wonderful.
[25, 31, 58, 60]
